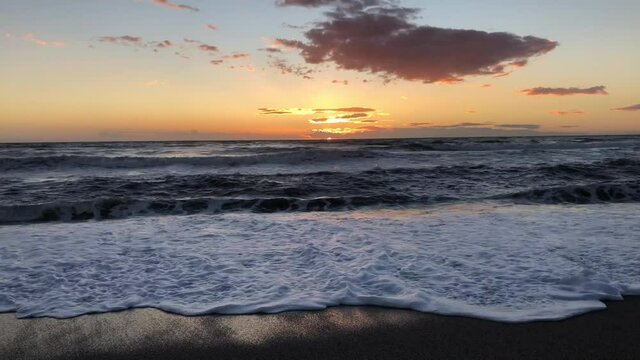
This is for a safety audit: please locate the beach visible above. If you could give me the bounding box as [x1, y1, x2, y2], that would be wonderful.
[2, 297, 640, 359]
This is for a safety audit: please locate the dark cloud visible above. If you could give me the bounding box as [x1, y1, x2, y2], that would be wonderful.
[198, 44, 219, 52]
[332, 80, 349, 85]
[430, 122, 492, 128]
[225, 52, 250, 60]
[410, 122, 430, 127]
[261, 47, 284, 53]
[612, 104, 640, 112]
[150, 0, 199, 12]
[276, 1, 557, 83]
[521, 86, 608, 96]
[152, 40, 172, 48]
[495, 124, 541, 130]
[98, 35, 143, 46]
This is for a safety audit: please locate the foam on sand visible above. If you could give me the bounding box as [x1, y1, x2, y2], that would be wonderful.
[1, 203, 639, 322]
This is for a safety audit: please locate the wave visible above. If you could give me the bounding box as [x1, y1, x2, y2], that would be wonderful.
[0, 149, 378, 171]
[3, 181, 639, 224]
[498, 182, 640, 204]
[0, 194, 450, 224]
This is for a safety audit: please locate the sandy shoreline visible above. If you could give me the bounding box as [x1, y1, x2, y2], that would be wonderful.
[2, 297, 640, 360]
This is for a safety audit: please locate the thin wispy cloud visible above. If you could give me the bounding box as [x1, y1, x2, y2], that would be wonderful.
[521, 86, 608, 96]
[612, 104, 640, 112]
[21, 33, 66, 47]
[430, 122, 492, 128]
[549, 110, 586, 116]
[268, 58, 315, 79]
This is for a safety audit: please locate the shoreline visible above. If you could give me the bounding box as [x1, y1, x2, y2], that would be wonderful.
[2, 297, 640, 359]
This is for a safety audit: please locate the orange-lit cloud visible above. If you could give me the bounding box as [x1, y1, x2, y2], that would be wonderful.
[23, 33, 47, 46]
[612, 104, 640, 112]
[22, 33, 65, 47]
[521, 86, 608, 96]
[549, 110, 586, 116]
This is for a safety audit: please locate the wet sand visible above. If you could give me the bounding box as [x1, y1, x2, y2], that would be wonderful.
[2, 297, 640, 360]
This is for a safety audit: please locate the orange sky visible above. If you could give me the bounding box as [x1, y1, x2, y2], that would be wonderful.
[1, 0, 639, 141]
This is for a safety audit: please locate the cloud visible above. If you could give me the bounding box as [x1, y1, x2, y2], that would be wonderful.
[198, 44, 219, 52]
[481, 84, 492, 88]
[23, 33, 47, 46]
[276, 1, 557, 83]
[409, 122, 430, 127]
[612, 104, 640, 112]
[98, 35, 144, 46]
[430, 122, 492, 128]
[154, 40, 173, 48]
[206, 24, 218, 31]
[311, 125, 384, 136]
[21, 33, 65, 47]
[183, 38, 219, 53]
[149, 0, 199, 12]
[225, 52, 250, 60]
[495, 124, 541, 130]
[308, 112, 371, 123]
[259, 106, 376, 116]
[332, 80, 348, 85]
[258, 108, 315, 115]
[269, 58, 315, 79]
[549, 110, 585, 116]
[521, 86, 608, 96]
[211, 52, 251, 66]
[259, 106, 381, 126]
[313, 107, 375, 112]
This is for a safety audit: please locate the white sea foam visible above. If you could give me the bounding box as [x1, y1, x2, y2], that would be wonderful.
[1, 203, 639, 321]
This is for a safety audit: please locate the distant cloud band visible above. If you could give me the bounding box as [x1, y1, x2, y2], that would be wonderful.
[521, 86, 608, 96]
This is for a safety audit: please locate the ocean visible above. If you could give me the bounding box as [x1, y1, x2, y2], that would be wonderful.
[1, 136, 639, 321]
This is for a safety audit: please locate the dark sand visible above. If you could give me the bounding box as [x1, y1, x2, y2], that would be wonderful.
[2, 297, 640, 360]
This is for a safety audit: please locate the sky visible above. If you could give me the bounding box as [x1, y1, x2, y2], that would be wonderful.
[1, 0, 639, 141]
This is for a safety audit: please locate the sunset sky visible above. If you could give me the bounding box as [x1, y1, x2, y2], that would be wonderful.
[1, 0, 639, 141]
